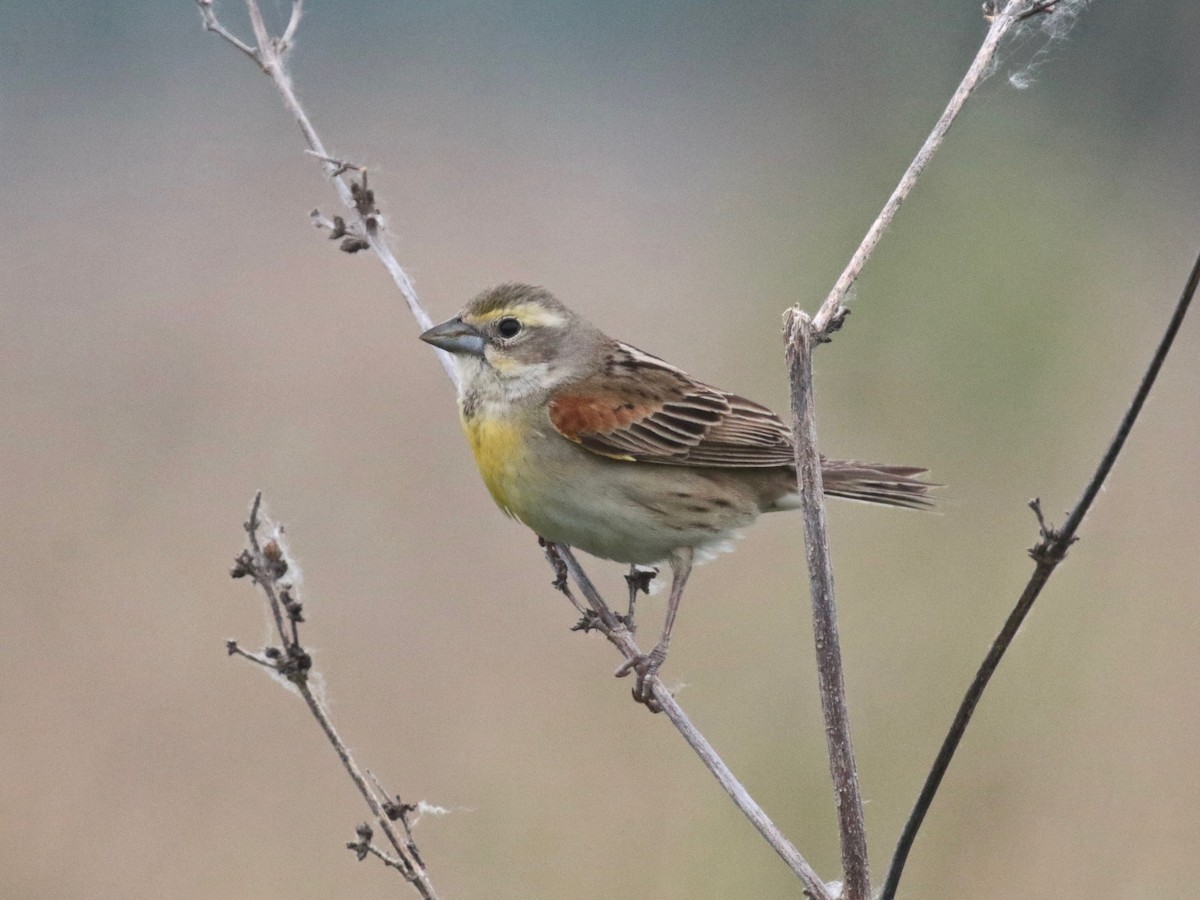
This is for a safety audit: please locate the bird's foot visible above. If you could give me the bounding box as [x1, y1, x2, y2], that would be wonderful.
[614, 644, 667, 713]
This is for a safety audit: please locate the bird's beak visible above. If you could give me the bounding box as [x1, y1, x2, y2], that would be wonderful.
[420, 317, 486, 357]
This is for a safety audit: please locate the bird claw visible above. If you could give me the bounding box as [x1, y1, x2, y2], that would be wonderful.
[614, 645, 667, 713]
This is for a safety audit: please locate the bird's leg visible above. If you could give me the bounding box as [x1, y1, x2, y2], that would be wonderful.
[615, 548, 692, 711]
[623, 565, 640, 629]
[621, 564, 658, 630]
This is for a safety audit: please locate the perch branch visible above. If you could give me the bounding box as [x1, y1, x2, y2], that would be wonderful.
[879, 248, 1200, 900]
[544, 542, 837, 900]
[199, 1, 835, 893]
[230, 493, 439, 899]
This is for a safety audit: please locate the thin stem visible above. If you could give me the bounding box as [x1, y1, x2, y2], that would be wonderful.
[812, 1, 1027, 336]
[787, 4, 1081, 893]
[226, 640, 276, 669]
[196, 0, 258, 59]
[879, 248, 1199, 900]
[550, 545, 836, 900]
[196, 0, 457, 385]
[1058, 253, 1199, 539]
[294, 680, 436, 898]
[784, 311, 870, 900]
[358, 841, 408, 871]
[242, 492, 287, 638]
[248, 0, 453, 380]
[279, 0, 304, 51]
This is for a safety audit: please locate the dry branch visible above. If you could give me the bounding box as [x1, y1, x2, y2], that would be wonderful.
[780, 3, 1075, 896]
[784, 312, 869, 900]
[197, 0, 457, 384]
[545, 542, 837, 900]
[229, 493, 439, 899]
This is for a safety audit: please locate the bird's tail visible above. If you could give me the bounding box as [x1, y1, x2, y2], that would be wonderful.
[820, 460, 937, 510]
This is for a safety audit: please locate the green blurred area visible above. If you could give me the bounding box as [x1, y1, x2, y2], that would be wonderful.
[2, 2, 1198, 898]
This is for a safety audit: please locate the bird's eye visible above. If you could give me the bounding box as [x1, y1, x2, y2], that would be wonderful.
[496, 317, 523, 339]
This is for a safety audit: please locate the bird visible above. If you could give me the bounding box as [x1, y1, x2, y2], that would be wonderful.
[420, 283, 932, 707]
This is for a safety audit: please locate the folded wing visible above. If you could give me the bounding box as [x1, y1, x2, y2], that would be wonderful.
[548, 342, 795, 467]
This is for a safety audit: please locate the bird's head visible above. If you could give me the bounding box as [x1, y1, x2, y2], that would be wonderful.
[421, 284, 605, 402]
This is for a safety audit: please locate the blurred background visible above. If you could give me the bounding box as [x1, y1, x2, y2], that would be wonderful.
[2, 2, 1198, 898]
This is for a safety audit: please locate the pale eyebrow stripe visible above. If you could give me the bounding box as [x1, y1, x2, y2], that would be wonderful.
[472, 304, 567, 329]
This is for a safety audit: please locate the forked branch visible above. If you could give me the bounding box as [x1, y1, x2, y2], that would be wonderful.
[780, 3, 1075, 896]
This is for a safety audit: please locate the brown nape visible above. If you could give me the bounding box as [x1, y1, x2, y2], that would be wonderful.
[819, 460, 938, 510]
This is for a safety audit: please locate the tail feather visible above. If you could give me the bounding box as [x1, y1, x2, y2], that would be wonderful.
[820, 460, 937, 510]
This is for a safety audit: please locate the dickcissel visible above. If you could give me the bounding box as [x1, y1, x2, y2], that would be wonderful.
[421, 284, 932, 704]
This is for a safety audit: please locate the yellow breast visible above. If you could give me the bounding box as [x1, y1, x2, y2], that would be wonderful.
[461, 413, 527, 517]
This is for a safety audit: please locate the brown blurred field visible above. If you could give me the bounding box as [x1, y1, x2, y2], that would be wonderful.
[2, 3, 1199, 898]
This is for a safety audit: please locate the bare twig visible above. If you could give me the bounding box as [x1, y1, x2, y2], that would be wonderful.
[231, 493, 440, 899]
[194, 0, 457, 384]
[783, 312, 870, 900]
[196, 0, 258, 60]
[304, 150, 365, 178]
[879, 249, 1200, 900]
[225, 639, 276, 669]
[348, 833, 409, 871]
[278, 0, 304, 52]
[369, 772, 428, 870]
[544, 543, 837, 900]
[812, 0, 1037, 336]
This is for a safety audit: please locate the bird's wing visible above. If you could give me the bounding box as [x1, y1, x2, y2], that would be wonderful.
[548, 342, 795, 467]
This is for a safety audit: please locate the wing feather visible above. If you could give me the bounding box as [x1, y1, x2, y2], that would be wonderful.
[548, 342, 794, 467]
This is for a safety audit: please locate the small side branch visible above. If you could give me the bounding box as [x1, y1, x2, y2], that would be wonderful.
[879, 249, 1200, 900]
[783, 312, 870, 900]
[542, 541, 838, 900]
[196, 0, 258, 60]
[811, 0, 1044, 337]
[278, 0, 304, 51]
[230, 493, 440, 900]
